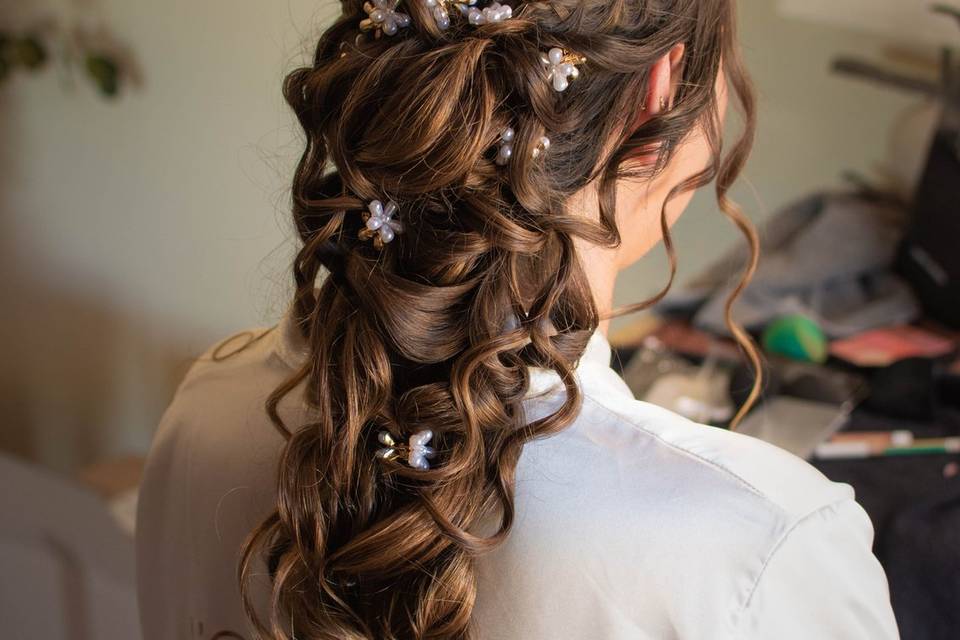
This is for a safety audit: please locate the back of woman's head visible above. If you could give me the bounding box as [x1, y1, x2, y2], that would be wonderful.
[240, 1, 755, 637]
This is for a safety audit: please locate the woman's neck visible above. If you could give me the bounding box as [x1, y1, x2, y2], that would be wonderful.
[568, 181, 623, 339]
[575, 238, 619, 338]
[568, 169, 685, 340]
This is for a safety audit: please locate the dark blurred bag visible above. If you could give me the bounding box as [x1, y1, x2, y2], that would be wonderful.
[880, 478, 960, 640]
[897, 125, 960, 328]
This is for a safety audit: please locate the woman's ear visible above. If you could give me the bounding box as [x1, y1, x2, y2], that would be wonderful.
[626, 43, 686, 156]
[635, 42, 686, 124]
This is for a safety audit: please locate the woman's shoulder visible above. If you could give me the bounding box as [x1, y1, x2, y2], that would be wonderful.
[509, 381, 859, 582]
[139, 324, 292, 519]
[580, 390, 854, 521]
[479, 385, 887, 639]
[137, 326, 293, 638]
[141, 324, 296, 495]
[522, 363, 854, 531]
[172, 326, 288, 398]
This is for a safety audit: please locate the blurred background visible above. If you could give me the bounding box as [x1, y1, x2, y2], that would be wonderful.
[1, 0, 957, 638]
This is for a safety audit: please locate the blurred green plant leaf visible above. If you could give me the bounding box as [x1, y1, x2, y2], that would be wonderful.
[85, 54, 120, 97]
[15, 35, 48, 70]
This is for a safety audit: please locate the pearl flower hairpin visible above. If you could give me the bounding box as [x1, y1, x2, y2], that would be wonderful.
[359, 199, 404, 247]
[496, 127, 551, 166]
[467, 1, 512, 25]
[424, 0, 459, 30]
[540, 47, 585, 92]
[360, 0, 412, 36]
[425, 0, 511, 30]
[376, 429, 437, 470]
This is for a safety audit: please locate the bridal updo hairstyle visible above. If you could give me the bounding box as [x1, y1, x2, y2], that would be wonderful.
[239, 0, 758, 637]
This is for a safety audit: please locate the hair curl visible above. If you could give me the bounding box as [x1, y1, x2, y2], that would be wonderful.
[240, 1, 758, 637]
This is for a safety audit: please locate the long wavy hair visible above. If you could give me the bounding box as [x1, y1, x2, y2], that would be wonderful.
[240, 0, 759, 637]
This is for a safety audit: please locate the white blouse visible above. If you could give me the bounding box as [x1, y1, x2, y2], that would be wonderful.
[137, 310, 900, 639]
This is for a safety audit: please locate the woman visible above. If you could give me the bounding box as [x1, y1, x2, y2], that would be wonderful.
[137, 0, 900, 638]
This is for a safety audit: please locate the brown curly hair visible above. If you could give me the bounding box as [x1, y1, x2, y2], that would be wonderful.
[239, 0, 759, 637]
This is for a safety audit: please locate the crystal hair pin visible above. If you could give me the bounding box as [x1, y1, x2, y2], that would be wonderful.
[496, 127, 551, 166]
[359, 199, 404, 247]
[376, 429, 437, 470]
[540, 47, 585, 92]
[424, 0, 512, 30]
[360, 0, 412, 36]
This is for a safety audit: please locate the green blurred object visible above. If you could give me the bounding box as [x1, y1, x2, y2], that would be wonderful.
[85, 54, 120, 97]
[0, 33, 12, 82]
[0, 27, 128, 99]
[0, 32, 48, 82]
[15, 35, 47, 69]
[762, 314, 829, 364]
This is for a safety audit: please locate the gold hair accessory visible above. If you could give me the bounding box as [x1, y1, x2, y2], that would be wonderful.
[376, 429, 436, 470]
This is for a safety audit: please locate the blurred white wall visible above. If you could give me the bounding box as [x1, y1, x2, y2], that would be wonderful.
[0, 0, 933, 471]
[779, 0, 959, 47]
[0, 0, 329, 472]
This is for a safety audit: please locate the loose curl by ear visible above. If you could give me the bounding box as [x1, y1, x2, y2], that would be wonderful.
[240, 1, 758, 638]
